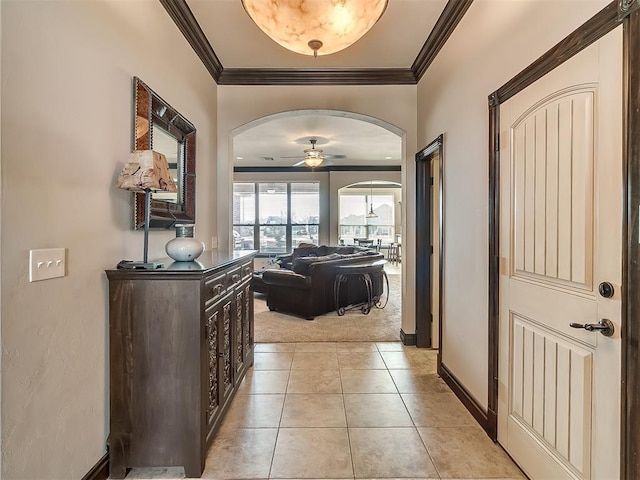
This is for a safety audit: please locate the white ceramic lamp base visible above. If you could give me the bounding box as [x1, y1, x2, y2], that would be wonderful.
[166, 224, 205, 262]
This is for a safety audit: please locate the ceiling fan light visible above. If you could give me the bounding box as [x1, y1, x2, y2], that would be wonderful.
[242, 0, 388, 57]
[304, 157, 324, 168]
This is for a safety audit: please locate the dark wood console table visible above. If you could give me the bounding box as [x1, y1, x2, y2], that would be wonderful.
[106, 250, 256, 478]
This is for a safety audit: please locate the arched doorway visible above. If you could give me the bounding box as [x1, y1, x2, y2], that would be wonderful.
[230, 110, 405, 342]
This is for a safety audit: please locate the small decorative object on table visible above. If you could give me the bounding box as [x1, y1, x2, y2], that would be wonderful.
[165, 224, 205, 262]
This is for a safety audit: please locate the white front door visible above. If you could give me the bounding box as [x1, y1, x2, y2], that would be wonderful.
[498, 27, 622, 479]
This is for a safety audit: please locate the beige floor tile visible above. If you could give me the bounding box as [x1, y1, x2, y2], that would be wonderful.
[340, 369, 398, 394]
[123, 467, 185, 478]
[349, 427, 438, 478]
[236, 370, 290, 394]
[380, 351, 437, 371]
[202, 428, 277, 479]
[376, 342, 405, 352]
[402, 393, 477, 427]
[270, 428, 353, 478]
[253, 352, 294, 370]
[255, 342, 297, 353]
[288, 369, 342, 394]
[295, 341, 339, 352]
[389, 370, 450, 394]
[344, 394, 413, 427]
[281, 394, 347, 427]
[337, 351, 386, 369]
[292, 351, 339, 370]
[418, 426, 525, 478]
[219, 394, 284, 429]
[336, 342, 379, 352]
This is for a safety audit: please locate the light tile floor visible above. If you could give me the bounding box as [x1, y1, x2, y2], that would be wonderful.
[123, 342, 525, 480]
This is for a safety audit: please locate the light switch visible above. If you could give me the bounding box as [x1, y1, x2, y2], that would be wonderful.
[29, 248, 66, 282]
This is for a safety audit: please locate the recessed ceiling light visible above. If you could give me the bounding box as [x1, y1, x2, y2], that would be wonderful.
[385, 156, 392, 160]
[236, 156, 243, 160]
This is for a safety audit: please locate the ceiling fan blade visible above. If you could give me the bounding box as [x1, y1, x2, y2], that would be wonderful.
[324, 154, 346, 159]
[280, 155, 306, 159]
[292, 160, 307, 167]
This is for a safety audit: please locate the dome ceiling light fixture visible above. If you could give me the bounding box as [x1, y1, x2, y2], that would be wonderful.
[241, 0, 389, 58]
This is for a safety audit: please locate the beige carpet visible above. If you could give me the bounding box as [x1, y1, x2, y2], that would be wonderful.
[254, 272, 401, 343]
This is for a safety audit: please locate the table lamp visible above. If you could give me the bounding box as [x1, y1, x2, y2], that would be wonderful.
[116, 150, 177, 269]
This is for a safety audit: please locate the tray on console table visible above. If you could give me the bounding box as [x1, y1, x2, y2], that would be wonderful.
[106, 250, 257, 478]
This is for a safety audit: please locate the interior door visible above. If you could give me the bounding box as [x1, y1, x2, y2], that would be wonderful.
[498, 27, 622, 479]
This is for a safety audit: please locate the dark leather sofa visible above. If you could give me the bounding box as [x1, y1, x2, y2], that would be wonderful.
[262, 245, 384, 320]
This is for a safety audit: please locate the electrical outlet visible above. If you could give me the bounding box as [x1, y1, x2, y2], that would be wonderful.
[29, 248, 66, 282]
[211, 237, 218, 249]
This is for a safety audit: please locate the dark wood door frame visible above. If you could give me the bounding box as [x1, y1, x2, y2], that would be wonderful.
[415, 134, 444, 348]
[487, 2, 640, 477]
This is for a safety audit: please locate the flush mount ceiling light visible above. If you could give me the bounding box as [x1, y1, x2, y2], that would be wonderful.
[241, 0, 388, 57]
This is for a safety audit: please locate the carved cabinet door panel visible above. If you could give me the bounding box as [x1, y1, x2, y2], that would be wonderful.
[233, 278, 253, 385]
[204, 295, 225, 443]
[218, 293, 235, 409]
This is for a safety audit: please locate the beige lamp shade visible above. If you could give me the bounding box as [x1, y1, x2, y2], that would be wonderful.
[242, 0, 388, 57]
[116, 150, 177, 193]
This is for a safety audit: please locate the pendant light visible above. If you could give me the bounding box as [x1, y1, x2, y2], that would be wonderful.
[366, 181, 378, 219]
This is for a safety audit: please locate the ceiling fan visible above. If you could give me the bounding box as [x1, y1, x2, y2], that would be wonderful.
[281, 138, 345, 167]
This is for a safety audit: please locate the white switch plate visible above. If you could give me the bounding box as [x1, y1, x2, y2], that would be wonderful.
[211, 237, 218, 249]
[29, 248, 66, 282]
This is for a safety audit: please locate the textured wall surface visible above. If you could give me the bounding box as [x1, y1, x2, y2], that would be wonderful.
[0, 1, 217, 477]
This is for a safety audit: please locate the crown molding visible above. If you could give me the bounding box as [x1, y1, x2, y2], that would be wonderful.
[218, 68, 416, 85]
[411, 0, 475, 81]
[161, 0, 472, 86]
[159, 0, 223, 81]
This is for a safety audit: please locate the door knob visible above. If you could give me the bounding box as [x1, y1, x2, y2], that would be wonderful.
[569, 319, 614, 337]
[598, 282, 615, 298]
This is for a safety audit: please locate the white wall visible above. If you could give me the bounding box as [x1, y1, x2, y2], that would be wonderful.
[0, 1, 217, 477]
[219, 86, 417, 334]
[416, 0, 610, 409]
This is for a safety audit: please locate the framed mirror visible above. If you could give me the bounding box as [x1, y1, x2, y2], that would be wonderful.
[133, 77, 196, 229]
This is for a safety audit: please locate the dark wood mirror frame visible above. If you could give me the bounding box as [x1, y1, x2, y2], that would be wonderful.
[133, 77, 196, 229]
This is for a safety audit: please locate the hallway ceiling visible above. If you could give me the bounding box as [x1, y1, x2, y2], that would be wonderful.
[186, 0, 449, 70]
[161, 0, 473, 168]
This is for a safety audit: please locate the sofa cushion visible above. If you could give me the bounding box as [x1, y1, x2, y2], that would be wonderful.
[292, 246, 318, 259]
[292, 253, 341, 275]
